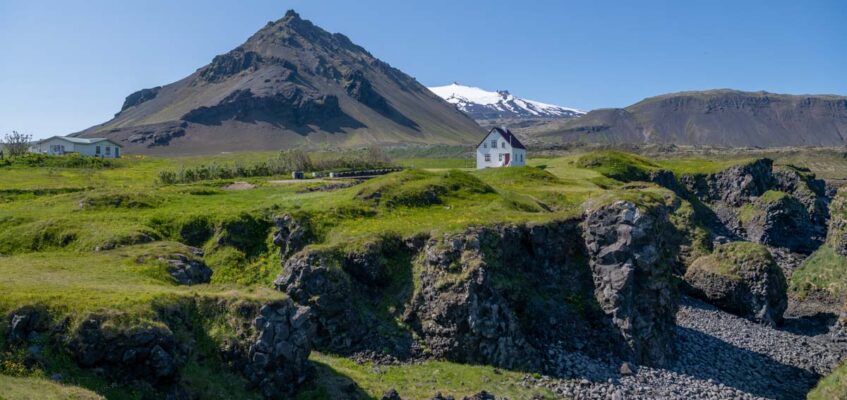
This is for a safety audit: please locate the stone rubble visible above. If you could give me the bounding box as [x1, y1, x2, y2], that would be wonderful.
[539, 297, 847, 400]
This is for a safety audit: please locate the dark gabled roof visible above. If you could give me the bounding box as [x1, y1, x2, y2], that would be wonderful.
[477, 127, 526, 150]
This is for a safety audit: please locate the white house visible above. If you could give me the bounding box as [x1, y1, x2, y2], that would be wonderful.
[475, 127, 527, 169]
[31, 136, 123, 158]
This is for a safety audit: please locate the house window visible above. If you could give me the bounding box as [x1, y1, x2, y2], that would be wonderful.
[498, 153, 503, 161]
[490, 140, 497, 148]
[115, 148, 120, 158]
[484, 154, 490, 162]
[96, 146, 101, 155]
[483, 142, 487, 148]
[105, 146, 111, 156]
[501, 141, 505, 148]
[50, 144, 65, 154]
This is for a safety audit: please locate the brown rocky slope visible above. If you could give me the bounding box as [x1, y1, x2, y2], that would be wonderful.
[73, 11, 483, 155]
[532, 89, 847, 147]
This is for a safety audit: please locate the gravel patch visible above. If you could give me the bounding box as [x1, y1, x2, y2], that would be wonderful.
[536, 296, 847, 400]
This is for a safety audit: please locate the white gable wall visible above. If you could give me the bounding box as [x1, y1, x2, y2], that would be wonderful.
[475, 130, 526, 169]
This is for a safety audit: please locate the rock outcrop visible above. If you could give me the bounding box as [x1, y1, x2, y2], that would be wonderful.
[684, 242, 787, 326]
[678, 159, 775, 207]
[409, 231, 536, 369]
[272, 214, 312, 260]
[274, 218, 618, 369]
[582, 200, 679, 366]
[6, 306, 50, 345]
[69, 316, 179, 385]
[275, 250, 367, 352]
[243, 301, 314, 398]
[742, 191, 817, 253]
[161, 253, 213, 285]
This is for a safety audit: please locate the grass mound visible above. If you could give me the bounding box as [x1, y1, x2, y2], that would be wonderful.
[789, 246, 847, 300]
[299, 353, 554, 399]
[78, 191, 162, 210]
[355, 169, 494, 208]
[576, 151, 660, 182]
[689, 242, 776, 280]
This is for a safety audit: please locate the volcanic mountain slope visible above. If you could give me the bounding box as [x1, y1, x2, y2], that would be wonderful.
[532, 89, 847, 147]
[428, 82, 583, 120]
[74, 11, 483, 155]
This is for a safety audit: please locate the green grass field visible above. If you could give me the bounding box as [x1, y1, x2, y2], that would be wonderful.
[0, 148, 842, 398]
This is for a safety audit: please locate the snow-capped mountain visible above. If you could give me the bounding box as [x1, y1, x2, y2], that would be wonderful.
[428, 83, 584, 121]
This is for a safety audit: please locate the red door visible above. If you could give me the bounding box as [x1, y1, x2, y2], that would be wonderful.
[504, 153, 510, 166]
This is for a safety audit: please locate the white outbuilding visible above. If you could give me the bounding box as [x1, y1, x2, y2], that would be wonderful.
[31, 136, 123, 158]
[475, 127, 526, 169]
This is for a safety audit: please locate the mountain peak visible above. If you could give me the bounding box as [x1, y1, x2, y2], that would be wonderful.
[428, 83, 584, 121]
[75, 11, 482, 154]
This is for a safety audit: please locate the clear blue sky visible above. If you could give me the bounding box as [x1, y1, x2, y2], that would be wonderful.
[1, 0, 845, 139]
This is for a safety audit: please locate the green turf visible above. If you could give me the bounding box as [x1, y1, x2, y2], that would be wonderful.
[789, 246, 847, 300]
[297, 353, 555, 400]
[0, 375, 104, 400]
[807, 361, 847, 400]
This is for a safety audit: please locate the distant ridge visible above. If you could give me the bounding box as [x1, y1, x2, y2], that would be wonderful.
[74, 10, 484, 155]
[532, 89, 847, 147]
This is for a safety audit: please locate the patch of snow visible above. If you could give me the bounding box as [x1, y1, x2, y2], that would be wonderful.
[428, 82, 584, 119]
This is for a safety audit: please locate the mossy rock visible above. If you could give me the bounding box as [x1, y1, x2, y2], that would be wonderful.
[684, 242, 787, 325]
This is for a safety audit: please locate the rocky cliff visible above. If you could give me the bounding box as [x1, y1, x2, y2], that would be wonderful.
[3, 297, 314, 398]
[274, 198, 683, 370]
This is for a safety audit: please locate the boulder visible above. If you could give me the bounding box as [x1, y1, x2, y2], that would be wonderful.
[243, 300, 315, 398]
[742, 191, 817, 253]
[161, 253, 212, 285]
[684, 242, 787, 325]
[582, 200, 679, 366]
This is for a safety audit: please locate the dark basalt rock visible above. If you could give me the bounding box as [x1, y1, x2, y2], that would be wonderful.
[743, 193, 817, 253]
[6, 306, 50, 345]
[409, 231, 537, 370]
[160, 253, 212, 285]
[243, 301, 314, 398]
[272, 214, 312, 260]
[679, 159, 775, 207]
[684, 242, 787, 326]
[68, 315, 179, 384]
[120, 86, 161, 112]
[126, 121, 187, 147]
[182, 87, 343, 127]
[344, 69, 390, 112]
[275, 250, 368, 352]
[582, 200, 679, 366]
[201, 49, 264, 82]
[382, 389, 402, 400]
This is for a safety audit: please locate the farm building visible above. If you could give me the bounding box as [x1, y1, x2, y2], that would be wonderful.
[31, 136, 123, 158]
[475, 127, 526, 169]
